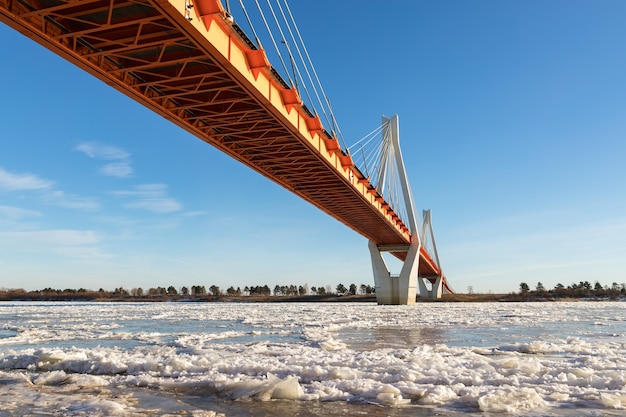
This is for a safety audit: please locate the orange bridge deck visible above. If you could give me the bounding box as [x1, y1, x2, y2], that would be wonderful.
[0, 0, 443, 279]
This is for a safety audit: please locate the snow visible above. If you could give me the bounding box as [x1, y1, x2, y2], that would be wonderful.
[0, 301, 625, 415]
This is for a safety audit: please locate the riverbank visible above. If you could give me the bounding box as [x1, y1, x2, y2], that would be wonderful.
[1, 292, 623, 303]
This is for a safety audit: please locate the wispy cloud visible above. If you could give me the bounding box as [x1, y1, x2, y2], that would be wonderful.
[0, 167, 54, 191]
[101, 162, 133, 177]
[0, 205, 41, 220]
[0, 229, 99, 246]
[0, 229, 113, 260]
[75, 142, 129, 160]
[0, 167, 98, 211]
[180, 211, 207, 217]
[75, 142, 133, 178]
[110, 184, 182, 213]
[42, 190, 100, 211]
[54, 246, 113, 260]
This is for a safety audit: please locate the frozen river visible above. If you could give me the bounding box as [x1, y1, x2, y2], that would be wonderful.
[1, 301, 625, 416]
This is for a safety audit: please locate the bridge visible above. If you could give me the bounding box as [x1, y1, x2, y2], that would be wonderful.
[0, 0, 452, 304]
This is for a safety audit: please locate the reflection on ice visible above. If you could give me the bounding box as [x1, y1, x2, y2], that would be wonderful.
[336, 327, 448, 350]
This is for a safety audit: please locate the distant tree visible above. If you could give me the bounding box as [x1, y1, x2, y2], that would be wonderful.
[209, 285, 221, 296]
[348, 284, 357, 296]
[536, 282, 545, 292]
[191, 285, 206, 296]
[358, 284, 374, 295]
[336, 283, 347, 295]
[317, 286, 326, 295]
[180, 286, 189, 296]
[298, 285, 307, 296]
[552, 283, 565, 297]
[519, 282, 530, 293]
[167, 286, 178, 295]
[594, 281, 603, 292]
[310, 286, 317, 294]
[113, 287, 129, 296]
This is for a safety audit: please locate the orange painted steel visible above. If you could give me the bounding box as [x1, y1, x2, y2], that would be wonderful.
[0, 0, 445, 284]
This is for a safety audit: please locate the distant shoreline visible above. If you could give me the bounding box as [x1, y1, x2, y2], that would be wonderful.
[0, 293, 623, 303]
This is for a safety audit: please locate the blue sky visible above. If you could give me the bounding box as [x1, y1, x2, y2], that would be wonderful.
[1, 0, 626, 294]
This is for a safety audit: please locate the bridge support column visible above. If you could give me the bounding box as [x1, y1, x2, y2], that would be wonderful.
[369, 238, 419, 305]
[418, 276, 443, 299]
[367, 116, 449, 303]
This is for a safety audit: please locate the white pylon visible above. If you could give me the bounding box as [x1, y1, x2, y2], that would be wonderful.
[368, 115, 444, 304]
[417, 209, 444, 298]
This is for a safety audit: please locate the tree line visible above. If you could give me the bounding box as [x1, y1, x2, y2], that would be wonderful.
[518, 280, 626, 299]
[0, 282, 376, 301]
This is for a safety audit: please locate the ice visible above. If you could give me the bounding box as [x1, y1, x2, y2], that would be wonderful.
[65, 399, 128, 416]
[0, 301, 625, 415]
[477, 387, 546, 412]
[599, 392, 626, 409]
[190, 412, 225, 417]
[217, 372, 306, 400]
[375, 383, 411, 405]
[33, 370, 70, 385]
[266, 373, 306, 400]
[418, 385, 459, 405]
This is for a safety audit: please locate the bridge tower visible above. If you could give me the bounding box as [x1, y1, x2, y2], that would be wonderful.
[368, 115, 444, 305]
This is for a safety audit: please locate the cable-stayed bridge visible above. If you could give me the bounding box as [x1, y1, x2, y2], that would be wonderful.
[0, 0, 452, 304]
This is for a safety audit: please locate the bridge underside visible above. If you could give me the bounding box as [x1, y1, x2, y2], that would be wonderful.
[0, 0, 413, 246]
[0, 0, 448, 301]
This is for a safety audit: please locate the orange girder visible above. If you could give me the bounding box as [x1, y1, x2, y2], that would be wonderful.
[0, 0, 442, 278]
